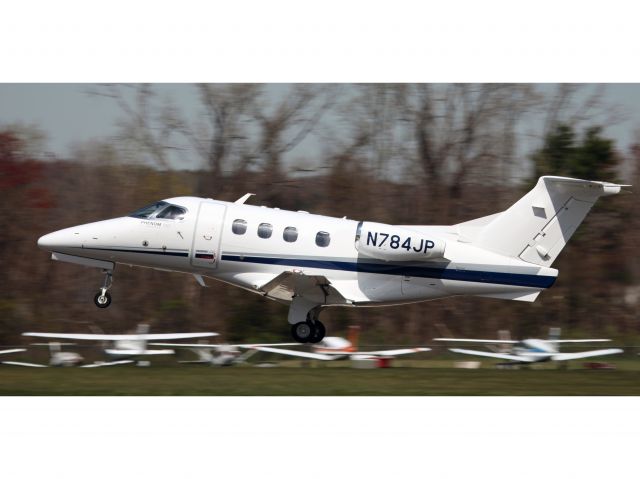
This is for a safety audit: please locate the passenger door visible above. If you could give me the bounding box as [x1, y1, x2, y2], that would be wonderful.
[191, 202, 227, 269]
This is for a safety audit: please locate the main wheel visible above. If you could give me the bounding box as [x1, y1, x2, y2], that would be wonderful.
[291, 321, 313, 343]
[94, 291, 112, 308]
[309, 320, 326, 343]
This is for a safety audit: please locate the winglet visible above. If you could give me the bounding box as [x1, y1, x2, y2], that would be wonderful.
[235, 193, 255, 204]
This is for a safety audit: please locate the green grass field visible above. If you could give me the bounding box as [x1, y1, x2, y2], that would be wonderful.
[1, 359, 639, 395]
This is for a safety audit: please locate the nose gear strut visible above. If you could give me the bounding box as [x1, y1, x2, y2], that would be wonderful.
[93, 269, 113, 308]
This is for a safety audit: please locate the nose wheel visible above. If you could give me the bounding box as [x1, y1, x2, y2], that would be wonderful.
[94, 270, 113, 308]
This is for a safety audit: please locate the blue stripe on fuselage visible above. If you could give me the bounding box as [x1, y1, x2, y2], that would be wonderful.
[220, 254, 556, 289]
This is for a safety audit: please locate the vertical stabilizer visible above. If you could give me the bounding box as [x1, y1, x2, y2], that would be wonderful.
[468, 176, 627, 267]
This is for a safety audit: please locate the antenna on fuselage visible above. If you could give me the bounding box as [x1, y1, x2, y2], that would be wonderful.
[235, 193, 255, 204]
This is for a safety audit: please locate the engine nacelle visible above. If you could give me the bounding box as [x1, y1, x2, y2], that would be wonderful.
[355, 221, 446, 261]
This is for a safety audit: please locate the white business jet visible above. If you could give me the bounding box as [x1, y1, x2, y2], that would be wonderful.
[434, 329, 623, 365]
[246, 325, 430, 361]
[37, 176, 628, 343]
[20, 324, 216, 367]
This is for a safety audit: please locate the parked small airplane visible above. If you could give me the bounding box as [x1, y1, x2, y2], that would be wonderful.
[435, 328, 623, 365]
[37, 176, 628, 343]
[246, 326, 430, 361]
[148, 341, 300, 366]
[18, 324, 217, 367]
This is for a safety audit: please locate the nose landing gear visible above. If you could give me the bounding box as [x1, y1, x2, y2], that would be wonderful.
[93, 270, 113, 308]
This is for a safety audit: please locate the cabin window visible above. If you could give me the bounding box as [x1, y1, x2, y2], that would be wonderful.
[283, 226, 298, 243]
[258, 223, 273, 239]
[315, 231, 330, 247]
[156, 205, 187, 220]
[232, 219, 248, 235]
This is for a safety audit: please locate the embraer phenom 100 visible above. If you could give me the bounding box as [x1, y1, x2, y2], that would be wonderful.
[37, 176, 628, 343]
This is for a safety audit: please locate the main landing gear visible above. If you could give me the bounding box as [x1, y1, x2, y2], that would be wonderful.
[291, 319, 326, 344]
[93, 269, 113, 308]
[291, 307, 326, 344]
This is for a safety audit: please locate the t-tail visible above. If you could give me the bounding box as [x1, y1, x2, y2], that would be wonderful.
[459, 176, 629, 267]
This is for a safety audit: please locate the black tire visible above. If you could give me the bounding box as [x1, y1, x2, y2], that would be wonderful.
[309, 320, 326, 343]
[94, 291, 112, 308]
[291, 321, 313, 343]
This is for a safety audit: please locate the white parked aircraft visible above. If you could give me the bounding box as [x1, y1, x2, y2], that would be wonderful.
[19, 324, 216, 367]
[247, 325, 430, 361]
[148, 341, 300, 366]
[37, 176, 628, 343]
[434, 330, 623, 365]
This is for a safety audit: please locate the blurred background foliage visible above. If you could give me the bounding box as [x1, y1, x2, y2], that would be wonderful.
[0, 84, 638, 345]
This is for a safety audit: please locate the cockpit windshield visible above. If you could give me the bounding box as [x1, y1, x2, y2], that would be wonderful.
[128, 201, 186, 220]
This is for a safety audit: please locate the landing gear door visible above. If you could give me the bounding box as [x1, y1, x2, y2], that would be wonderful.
[191, 202, 227, 269]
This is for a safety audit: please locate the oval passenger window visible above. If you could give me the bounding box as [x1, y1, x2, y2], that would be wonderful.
[283, 226, 298, 242]
[232, 219, 248, 235]
[315, 231, 330, 247]
[258, 223, 273, 239]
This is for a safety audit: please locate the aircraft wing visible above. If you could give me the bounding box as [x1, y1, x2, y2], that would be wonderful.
[352, 348, 431, 357]
[449, 348, 535, 363]
[80, 360, 135, 368]
[551, 348, 624, 361]
[0, 348, 26, 355]
[1, 361, 48, 368]
[105, 348, 174, 356]
[148, 342, 299, 349]
[247, 346, 337, 361]
[549, 339, 611, 343]
[258, 271, 347, 303]
[434, 338, 518, 344]
[23, 332, 217, 341]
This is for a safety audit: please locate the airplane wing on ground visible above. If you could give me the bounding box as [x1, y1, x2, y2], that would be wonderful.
[548, 339, 611, 343]
[551, 348, 624, 361]
[23, 332, 217, 341]
[434, 338, 518, 344]
[352, 347, 431, 357]
[104, 349, 174, 356]
[148, 342, 299, 348]
[246, 346, 337, 361]
[449, 348, 535, 363]
[2, 361, 48, 367]
[80, 360, 135, 368]
[0, 349, 26, 355]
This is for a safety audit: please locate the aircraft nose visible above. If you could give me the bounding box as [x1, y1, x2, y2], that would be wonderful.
[37, 230, 70, 251]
